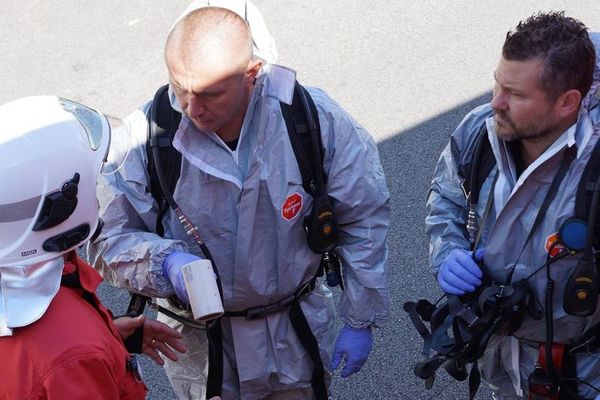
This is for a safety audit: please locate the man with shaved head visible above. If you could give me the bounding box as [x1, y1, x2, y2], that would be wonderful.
[91, 4, 390, 400]
[165, 8, 260, 144]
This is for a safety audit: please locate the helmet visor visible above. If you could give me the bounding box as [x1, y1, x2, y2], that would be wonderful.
[58, 98, 131, 175]
[100, 114, 131, 175]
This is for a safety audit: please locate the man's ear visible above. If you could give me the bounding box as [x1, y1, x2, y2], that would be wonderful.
[244, 59, 263, 85]
[554, 89, 582, 118]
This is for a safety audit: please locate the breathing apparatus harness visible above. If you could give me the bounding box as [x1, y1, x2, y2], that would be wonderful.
[526, 126, 600, 400]
[125, 82, 342, 399]
[406, 121, 600, 399]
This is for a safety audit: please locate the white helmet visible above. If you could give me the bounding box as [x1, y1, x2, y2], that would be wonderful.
[0, 96, 110, 267]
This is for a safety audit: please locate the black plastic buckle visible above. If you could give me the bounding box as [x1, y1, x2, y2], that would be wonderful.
[465, 313, 480, 329]
[496, 285, 506, 298]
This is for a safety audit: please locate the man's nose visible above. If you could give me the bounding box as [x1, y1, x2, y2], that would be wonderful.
[187, 95, 206, 118]
[491, 87, 508, 111]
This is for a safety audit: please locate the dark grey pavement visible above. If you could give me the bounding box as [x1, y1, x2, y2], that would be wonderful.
[2, 1, 600, 399]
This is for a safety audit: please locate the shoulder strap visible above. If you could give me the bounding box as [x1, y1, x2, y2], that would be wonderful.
[575, 134, 600, 245]
[279, 83, 340, 256]
[279, 82, 326, 195]
[147, 84, 182, 237]
[61, 270, 98, 310]
[463, 123, 495, 205]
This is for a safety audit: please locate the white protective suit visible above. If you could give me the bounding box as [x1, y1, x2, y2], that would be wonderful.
[95, 1, 268, 398]
[426, 35, 600, 399]
[90, 60, 390, 400]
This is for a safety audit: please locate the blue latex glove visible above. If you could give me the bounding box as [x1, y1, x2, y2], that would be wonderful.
[162, 251, 202, 304]
[331, 325, 373, 378]
[437, 249, 484, 295]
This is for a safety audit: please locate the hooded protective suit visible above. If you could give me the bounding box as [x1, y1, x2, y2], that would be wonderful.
[93, 2, 277, 398]
[89, 60, 390, 399]
[426, 34, 600, 399]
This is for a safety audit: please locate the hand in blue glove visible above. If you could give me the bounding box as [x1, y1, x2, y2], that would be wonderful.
[437, 249, 484, 295]
[331, 325, 373, 378]
[162, 251, 202, 304]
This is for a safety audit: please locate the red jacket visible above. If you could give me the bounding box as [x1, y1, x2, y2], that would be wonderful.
[0, 252, 147, 400]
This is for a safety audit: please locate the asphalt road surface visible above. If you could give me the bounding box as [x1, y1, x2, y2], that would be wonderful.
[2, 1, 600, 399]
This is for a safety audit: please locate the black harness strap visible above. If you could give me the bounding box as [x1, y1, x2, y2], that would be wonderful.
[511, 146, 577, 270]
[62, 272, 146, 354]
[206, 321, 224, 398]
[60, 270, 81, 288]
[462, 124, 496, 249]
[207, 276, 327, 399]
[468, 363, 481, 400]
[464, 124, 496, 206]
[289, 301, 328, 399]
[146, 84, 182, 237]
[280, 83, 325, 195]
[575, 133, 600, 236]
[403, 300, 436, 353]
[60, 270, 97, 308]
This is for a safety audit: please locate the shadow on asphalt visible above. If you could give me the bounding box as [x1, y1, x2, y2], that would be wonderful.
[330, 90, 494, 400]
[97, 90, 495, 400]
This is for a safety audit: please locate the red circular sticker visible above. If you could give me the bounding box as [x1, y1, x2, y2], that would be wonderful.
[281, 192, 303, 221]
[545, 231, 566, 257]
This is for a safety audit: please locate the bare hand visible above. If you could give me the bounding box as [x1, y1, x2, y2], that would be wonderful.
[113, 315, 188, 365]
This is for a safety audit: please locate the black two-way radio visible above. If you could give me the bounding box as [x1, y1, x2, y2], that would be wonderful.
[561, 171, 600, 316]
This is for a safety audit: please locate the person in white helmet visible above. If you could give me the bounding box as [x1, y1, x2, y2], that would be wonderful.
[0, 96, 188, 400]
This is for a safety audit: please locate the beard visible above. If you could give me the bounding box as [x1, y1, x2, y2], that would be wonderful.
[494, 110, 556, 143]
